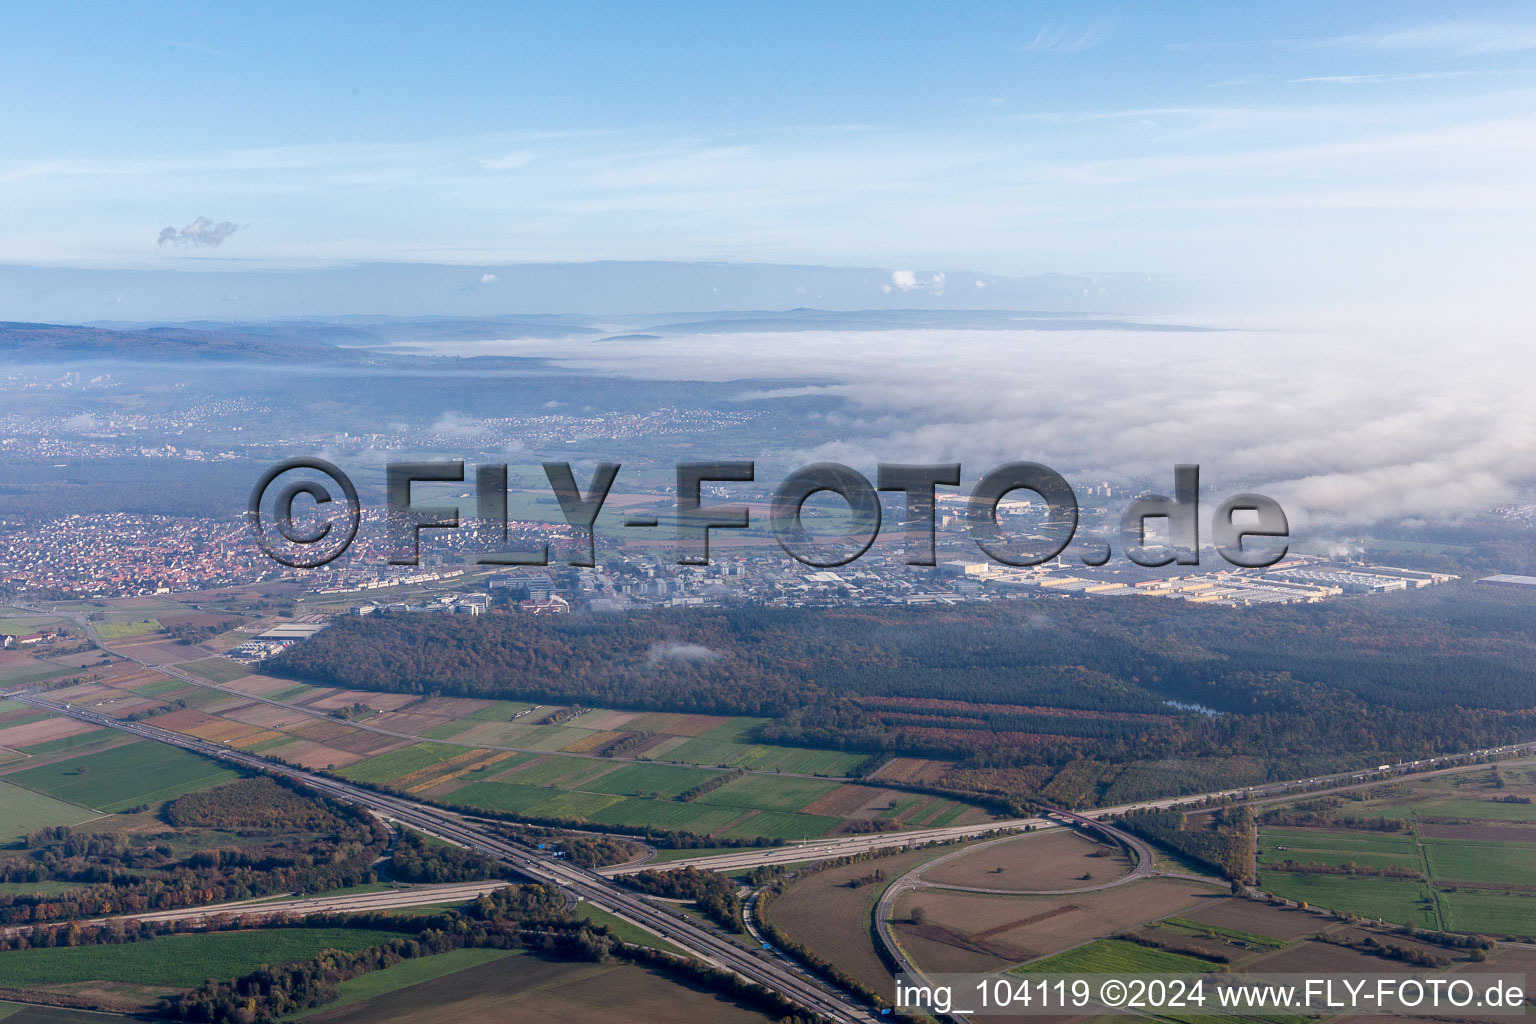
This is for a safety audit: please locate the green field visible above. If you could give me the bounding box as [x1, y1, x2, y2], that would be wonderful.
[466, 701, 536, 722]
[0, 617, 67, 633]
[589, 797, 749, 833]
[1260, 827, 1417, 853]
[4, 740, 239, 811]
[1439, 889, 1536, 937]
[180, 657, 252, 683]
[125, 676, 198, 697]
[337, 743, 465, 784]
[93, 619, 160, 639]
[529, 789, 625, 819]
[445, 781, 573, 816]
[1355, 795, 1536, 823]
[1259, 871, 1439, 928]
[268, 683, 321, 702]
[1258, 827, 1421, 873]
[496, 754, 623, 789]
[11, 728, 112, 757]
[665, 736, 864, 775]
[578, 762, 720, 799]
[1259, 790, 1536, 937]
[0, 780, 100, 844]
[289, 947, 518, 1019]
[421, 720, 479, 740]
[0, 927, 410, 988]
[0, 663, 73, 686]
[716, 809, 842, 840]
[1015, 938, 1216, 974]
[369, 737, 852, 839]
[1422, 839, 1536, 887]
[696, 774, 840, 812]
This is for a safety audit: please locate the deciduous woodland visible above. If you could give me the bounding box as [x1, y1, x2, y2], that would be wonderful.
[269, 588, 1536, 804]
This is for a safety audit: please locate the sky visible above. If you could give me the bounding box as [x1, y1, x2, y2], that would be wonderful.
[4, 1, 1536, 320]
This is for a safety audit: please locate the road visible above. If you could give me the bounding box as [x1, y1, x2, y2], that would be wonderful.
[871, 809, 1170, 1024]
[620, 741, 1535, 878]
[5, 691, 880, 1024]
[0, 881, 514, 938]
[601, 818, 1056, 876]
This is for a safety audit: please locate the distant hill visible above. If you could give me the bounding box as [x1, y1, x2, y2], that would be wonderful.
[0, 321, 354, 363]
[0, 260, 1186, 322]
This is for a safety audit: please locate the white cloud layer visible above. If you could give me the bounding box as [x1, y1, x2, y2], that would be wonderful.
[458, 318, 1536, 531]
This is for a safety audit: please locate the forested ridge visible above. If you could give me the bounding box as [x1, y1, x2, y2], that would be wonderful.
[268, 586, 1536, 801]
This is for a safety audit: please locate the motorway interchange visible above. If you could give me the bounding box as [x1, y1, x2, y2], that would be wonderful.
[6, 688, 1533, 1023]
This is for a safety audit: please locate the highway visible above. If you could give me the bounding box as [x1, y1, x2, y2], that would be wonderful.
[601, 818, 1055, 875]
[871, 809, 1168, 1024]
[5, 691, 880, 1024]
[0, 881, 514, 939]
[604, 740, 1536, 879]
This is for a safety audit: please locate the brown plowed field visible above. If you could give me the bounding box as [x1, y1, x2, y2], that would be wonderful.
[1178, 897, 1328, 941]
[896, 877, 1217, 966]
[764, 845, 952, 993]
[920, 829, 1131, 891]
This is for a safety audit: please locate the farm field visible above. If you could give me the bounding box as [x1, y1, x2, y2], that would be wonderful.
[0, 1003, 133, 1024]
[303, 950, 780, 1024]
[895, 877, 1219, 973]
[1, 621, 983, 844]
[0, 738, 239, 812]
[919, 829, 1131, 891]
[92, 620, 159, 639]
[1259, 871, 1439, 928]
[328, 727, 979, 841]
[0, 927, 410, 989]
[1439, 889, 1536, 934]
[1257, 759, 1536, 936]
[764, 844, 961, 994]
[180, 657, 252, 683]
[0, 780, 100, 844]
[288, 948, 519, 1020]
[1013, 937, 1216, 974]
[0, 662, 74, 687]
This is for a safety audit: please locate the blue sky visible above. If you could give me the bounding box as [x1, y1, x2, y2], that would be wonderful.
[4, 1, 1536, 315]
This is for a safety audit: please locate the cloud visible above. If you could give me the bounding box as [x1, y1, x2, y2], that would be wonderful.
[494, 317, 1536, 533]
[480, 273, 499, 284]
[157, 216, 240, 247]
[885, 269, 947, 295]
[647, 641, 721, 664]
[1021, 22, 1111, 54]
[479, 150, 535, 171]
[428, 410, 483, 437]
[61, 413, 100, 431]
[1291, 69, 1536, 86]
[1319, 20, 1536, 55]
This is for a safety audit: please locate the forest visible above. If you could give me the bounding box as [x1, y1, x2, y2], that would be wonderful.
[0, 778, 390, 925]
[268, 585, 1536, 801]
